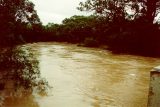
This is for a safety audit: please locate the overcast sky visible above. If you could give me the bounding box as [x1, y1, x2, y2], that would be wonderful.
[31, 0, 90, 25]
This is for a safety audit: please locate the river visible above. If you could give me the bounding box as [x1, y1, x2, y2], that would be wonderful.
[0, 42, 160, 107]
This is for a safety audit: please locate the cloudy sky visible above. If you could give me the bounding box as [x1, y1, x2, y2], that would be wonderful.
[31, 0, 90, 25]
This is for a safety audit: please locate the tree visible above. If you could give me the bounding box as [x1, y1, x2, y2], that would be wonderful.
[77, 0, 160, 56]
[78, 0, 126, 21]
[144, 0, 160, 23]
[0, 0, 41, 46]
[77, 0, 160, 23]
[61, 15, 98, 43]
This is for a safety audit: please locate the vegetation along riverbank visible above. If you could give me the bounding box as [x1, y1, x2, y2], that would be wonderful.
[0, 0, 160, 57]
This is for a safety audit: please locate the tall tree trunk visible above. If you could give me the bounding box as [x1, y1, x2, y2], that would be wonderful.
[146, 0, 157, 23]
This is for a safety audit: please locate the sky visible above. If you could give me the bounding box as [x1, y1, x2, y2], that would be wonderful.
[31, 0, 90, 25]
[31, 0, 160, 25]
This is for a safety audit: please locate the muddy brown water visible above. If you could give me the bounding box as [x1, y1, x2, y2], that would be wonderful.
[0, 42, 160, 107]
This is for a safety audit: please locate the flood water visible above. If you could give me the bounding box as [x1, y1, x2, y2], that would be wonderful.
[0, 42, 160, 107]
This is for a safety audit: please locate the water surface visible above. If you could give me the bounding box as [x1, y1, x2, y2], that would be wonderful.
[1, 42, 160, 107]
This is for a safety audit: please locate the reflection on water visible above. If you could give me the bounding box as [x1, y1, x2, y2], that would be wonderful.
[0, 46, 49, 107]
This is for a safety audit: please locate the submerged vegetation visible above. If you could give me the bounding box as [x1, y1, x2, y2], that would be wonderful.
[0, 46, 49, 106]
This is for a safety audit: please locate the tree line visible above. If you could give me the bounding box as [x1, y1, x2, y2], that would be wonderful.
[0, 0, 160, 57]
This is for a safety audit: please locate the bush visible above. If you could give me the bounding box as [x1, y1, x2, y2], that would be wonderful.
[83, 37, 99, 47]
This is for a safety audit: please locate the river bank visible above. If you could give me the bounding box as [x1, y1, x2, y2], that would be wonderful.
[50, 41, 160, 58]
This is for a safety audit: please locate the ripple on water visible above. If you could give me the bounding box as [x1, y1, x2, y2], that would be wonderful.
[6, 42, 160, 107]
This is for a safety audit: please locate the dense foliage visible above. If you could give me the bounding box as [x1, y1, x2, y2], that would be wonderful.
[0, 0, 160, 57]
[42, 15, 160, 56]
[0, 0, 41, 46]
[76, 0, 160, 56]
[78, 0, 160, 23]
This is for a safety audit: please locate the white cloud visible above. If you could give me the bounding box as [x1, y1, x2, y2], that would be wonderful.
[31, 0, 89, 25]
